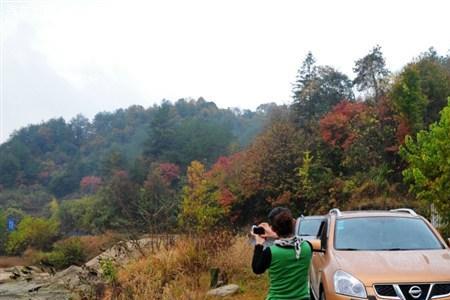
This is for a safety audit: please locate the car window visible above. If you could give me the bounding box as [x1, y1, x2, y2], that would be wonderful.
[298, 218, 323, 237]
[334, 217, 443, 250]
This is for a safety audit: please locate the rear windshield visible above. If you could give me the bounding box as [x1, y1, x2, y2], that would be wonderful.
[298, 218, 323, 237]
[334, 217, 443, 251]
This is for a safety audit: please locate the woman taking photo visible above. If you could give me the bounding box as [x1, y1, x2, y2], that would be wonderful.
[251, 207, 312, 300]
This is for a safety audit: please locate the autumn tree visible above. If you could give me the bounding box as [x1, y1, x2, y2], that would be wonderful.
[139, 163, 181, 231]
[80, 176, 102, 194]
[319, 100, 368, 151]
[179, 161, 226, 232]
[319, 99, 397, 178]
[206, 154, 246, 223]
[237, 119, 307, 219]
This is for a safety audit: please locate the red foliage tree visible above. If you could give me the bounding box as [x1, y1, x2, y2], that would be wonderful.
[80, 176, 102, 193]
[319, 100, 368, 150]
[158, 163, 180, 185]
[218, 188, 236, 208]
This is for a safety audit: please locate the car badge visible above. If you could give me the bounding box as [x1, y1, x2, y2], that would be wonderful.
[409, 286, 422, 299]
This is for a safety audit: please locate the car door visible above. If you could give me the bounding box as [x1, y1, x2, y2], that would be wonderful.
[310, 218, 328, 300]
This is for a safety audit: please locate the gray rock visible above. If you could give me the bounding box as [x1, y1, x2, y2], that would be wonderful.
[0, 264, 100, 300]
[207, 284, 240, 297]
[85, 238, 154, 270]
[0, 237, 161, 299]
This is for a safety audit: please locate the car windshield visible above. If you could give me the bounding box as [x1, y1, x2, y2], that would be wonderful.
[298, 218, 323, 237]
[334, 217, 443, 251]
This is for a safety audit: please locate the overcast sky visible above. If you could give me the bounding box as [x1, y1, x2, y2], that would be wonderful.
[1, 0, 449, 144]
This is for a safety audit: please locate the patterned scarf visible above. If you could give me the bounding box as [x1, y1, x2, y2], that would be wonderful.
[274, 236, 303, 259]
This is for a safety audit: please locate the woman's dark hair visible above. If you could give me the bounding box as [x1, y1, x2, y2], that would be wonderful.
[268, 207, 294, 237]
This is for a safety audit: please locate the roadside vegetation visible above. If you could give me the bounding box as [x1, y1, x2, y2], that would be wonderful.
[101, 234, 267, 300]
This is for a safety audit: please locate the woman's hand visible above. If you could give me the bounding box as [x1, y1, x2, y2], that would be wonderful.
[251, 227, 266, 245]
[258, 222, 278, 239]
[251, 222, 278, 245]
[251, 232, 266, 245]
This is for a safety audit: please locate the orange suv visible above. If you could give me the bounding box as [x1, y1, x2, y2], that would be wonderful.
[309, 208, 450, 300]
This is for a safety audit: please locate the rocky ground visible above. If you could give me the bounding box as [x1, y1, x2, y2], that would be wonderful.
[0, 238, 160, 300]
[0, 265, 98, 300]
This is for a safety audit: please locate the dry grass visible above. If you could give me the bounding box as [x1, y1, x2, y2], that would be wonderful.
[0, 256, 31, 268]
[209, 236, 268, 300]
[77, 231, 121, 260]
[105, 233, 268, 300]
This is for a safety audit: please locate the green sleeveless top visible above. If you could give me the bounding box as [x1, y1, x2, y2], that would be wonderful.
[267, 241, 312, 300]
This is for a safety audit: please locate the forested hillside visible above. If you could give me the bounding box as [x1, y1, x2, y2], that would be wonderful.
[0, 98, 270, 213]
[0, 47, 450, 258]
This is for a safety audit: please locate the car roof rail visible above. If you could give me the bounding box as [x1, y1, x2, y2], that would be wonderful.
[390, 208, 417, 216]
[329, 208, 342, 217]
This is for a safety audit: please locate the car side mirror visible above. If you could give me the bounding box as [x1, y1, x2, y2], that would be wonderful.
[310, 239, 325, 253]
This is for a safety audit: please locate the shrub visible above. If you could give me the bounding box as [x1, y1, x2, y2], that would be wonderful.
[99, 258, 118, 284]
[51, 237, 87, 269]
[6, 216, 59, 255]
[27, 234, 114, 270]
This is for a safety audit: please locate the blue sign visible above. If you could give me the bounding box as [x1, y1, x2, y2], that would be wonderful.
[7, 217, 16, 232]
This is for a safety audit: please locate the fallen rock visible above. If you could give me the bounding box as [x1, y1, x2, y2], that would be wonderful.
[207, 284, 240, 297]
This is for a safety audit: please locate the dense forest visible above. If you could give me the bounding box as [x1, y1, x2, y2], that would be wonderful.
[0, 99, 269, 208]
[0, 46, 450, 258]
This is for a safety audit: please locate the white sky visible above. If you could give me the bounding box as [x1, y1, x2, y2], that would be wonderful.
[0, 0, 449, 144]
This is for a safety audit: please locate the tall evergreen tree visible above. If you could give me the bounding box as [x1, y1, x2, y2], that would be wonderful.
[143, 101, 178, 160]
[292, 52, 354, 125]
[353, 45, 390, 102]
